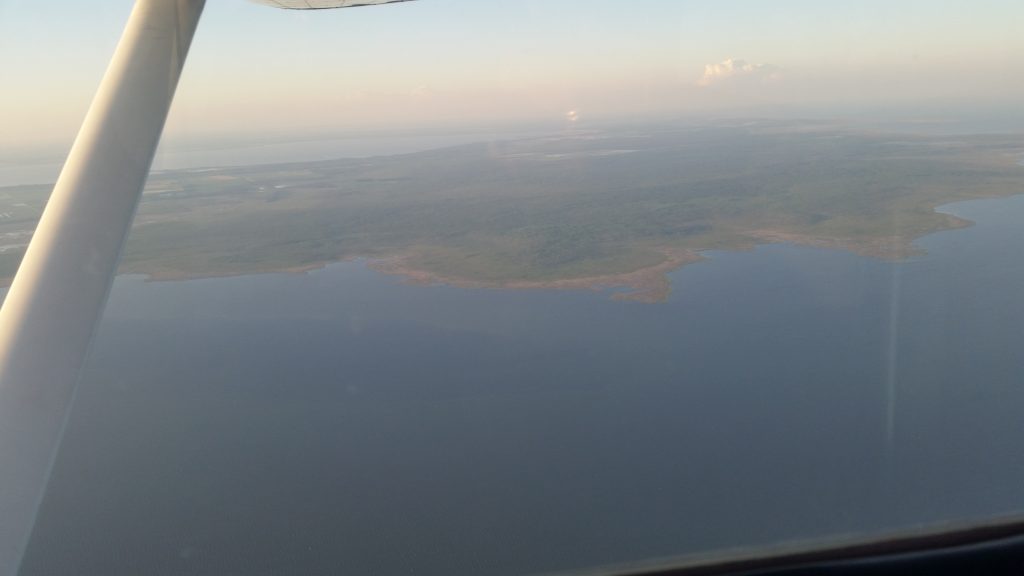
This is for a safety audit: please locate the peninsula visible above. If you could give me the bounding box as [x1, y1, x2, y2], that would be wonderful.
[0, 120, 1021, 301]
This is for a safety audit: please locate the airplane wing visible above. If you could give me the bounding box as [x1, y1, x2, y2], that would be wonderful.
[0, 1, 414, 574]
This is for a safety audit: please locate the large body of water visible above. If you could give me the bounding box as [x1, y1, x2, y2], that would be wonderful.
[19, 195, 1024, 575]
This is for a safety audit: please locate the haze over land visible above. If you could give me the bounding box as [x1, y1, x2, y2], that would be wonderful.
[0, 120, 1021, 301]
[4, 1, 1022, 281]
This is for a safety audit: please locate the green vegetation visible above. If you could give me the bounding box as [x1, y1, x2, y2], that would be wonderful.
[0, 120, 1021, 299]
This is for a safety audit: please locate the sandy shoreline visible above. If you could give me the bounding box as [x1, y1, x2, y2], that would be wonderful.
[370, 248, 704, 303]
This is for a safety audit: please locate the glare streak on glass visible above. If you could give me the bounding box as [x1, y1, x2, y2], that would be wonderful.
[885, 265, 902, 451]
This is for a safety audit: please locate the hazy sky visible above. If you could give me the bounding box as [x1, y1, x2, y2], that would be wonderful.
[1, 0, 1023, 150]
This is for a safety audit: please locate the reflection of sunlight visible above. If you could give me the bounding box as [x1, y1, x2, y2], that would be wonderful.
[565, 109, 579, 123]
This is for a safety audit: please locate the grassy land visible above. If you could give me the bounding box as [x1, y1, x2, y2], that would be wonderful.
[0, 120, 1021, 300]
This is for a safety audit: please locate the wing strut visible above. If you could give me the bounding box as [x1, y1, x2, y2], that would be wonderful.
[0, 2, 205, 573]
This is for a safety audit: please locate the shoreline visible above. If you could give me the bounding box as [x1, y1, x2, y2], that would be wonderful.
[369, 248, 705, 303]
[0, 197, 999, 300]
[112, 230, 926, 303]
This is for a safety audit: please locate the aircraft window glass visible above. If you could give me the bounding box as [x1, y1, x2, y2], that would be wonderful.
[2, 1, 1023, 575]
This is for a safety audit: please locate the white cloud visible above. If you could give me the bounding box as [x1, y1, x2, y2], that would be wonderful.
[409, 85, 432, 98]
[697, 58, 781, 87]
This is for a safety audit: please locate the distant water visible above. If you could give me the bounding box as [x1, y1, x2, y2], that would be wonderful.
[20, 195, 1024, 576]
[0, 131, 536, 187]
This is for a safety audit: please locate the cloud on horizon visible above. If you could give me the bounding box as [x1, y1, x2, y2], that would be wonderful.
[697, 58, 782, 87]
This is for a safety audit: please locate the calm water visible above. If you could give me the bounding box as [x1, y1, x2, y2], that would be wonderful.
[20, 195, 1024, 575]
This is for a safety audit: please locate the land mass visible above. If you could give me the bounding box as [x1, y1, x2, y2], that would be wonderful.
[0, 119, 1021, 301]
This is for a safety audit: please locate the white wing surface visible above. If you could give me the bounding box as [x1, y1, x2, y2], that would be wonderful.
[250, 0, 414, 8]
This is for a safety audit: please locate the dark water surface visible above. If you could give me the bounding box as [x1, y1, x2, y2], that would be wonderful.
[21, 196, 1024, 575]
